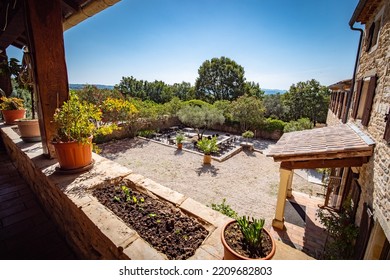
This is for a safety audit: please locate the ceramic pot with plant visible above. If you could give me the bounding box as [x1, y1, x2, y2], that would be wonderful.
[51, 93, 102, 171]
[175, 132, 185, 150]
[0, 96, 26, 125]
[196, 136, 219, 164]
[221, 216, 275, 260]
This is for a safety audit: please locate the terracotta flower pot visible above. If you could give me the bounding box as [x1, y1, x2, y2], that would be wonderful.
[52, 137, 93, 170]
[1, 109, 26, 125]
[203, 154, 211, 164]
[16, 119, 41, 142]
[177, 143, 183, 150]
[221, 220, 276, 260]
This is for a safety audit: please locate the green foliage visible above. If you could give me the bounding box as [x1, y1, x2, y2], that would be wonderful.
[164, 97, 184, 116]
[316, 200, 359, 259]
[213, 100, 233, 122]
[116, 76, 174, 103]
[263, 93, 287, 120]
[100, 97, 138, 124]
[244, 81, 265, 99]
[283, 79, 330, 124]
[231, 94, 265, 132]
[209, 198, 237, 219]
[76, 85, 122, 106]
[196, 136, 219, 155]
[177, 105, 224, 138]
[261, 118, 286, 132]
[236, 216, 265, 255]
[137, 129, 156, 138]
[242, 130, 254, 139]
[195, 56, 246, 102]
[283, 117, 313, 133]
[175, 133, 185, 144]
[52, 93, 102, 143]
[0, 96, 24, 110]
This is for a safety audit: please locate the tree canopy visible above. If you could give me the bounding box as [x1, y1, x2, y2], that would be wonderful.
[195, 57, 246, 103]
[283, 79, 330, 125]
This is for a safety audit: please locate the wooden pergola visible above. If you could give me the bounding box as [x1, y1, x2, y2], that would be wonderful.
[266, 123, 375, 229]
[0, 0, 120, 157]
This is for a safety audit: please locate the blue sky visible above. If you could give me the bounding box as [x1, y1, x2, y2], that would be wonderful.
[9, 0, 361, 90]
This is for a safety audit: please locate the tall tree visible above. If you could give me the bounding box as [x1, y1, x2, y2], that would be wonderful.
[231, 94, 265, 132]
[195, 56, 245, 103]
[283, 79, 330, 125]
[263, 92, 287, 120]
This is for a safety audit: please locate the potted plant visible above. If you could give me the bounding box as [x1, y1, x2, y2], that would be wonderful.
[196, 136, 219, 164]
[241, 130, 254, 150]
[0, 96, 26, 125]
[175, 132, 185, 150]
[51, 93, 101, 171]
[221, 216, 276, 260]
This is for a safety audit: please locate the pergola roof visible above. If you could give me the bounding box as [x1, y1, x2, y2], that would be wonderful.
[0, 0, 121, 50]
[328, 79, 352, 91]
[266, 123, 375, 167]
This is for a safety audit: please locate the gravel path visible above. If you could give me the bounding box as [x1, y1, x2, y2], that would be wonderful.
[98, 137, 325, 230]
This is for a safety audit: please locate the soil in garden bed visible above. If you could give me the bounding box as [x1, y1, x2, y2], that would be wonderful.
[92, 183, 209, 260]
[224, 222, 273, 259]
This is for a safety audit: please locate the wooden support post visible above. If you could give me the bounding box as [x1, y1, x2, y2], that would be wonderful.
[0, 49, 12, 97]
[272, 166, 293, 230]
[25, 0, 69, 158]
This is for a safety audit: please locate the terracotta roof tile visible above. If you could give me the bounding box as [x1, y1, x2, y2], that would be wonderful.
[266, 124, 375, 161]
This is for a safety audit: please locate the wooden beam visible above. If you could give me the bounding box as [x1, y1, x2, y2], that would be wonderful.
[272, 148, 373, 162]
[280, 157, 369, 170]
[25, 0, 69, 158]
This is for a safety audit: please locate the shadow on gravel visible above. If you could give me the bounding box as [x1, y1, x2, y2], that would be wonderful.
[195, 164, 219, 177]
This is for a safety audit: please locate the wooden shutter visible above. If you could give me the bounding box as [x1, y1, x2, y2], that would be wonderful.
[366, 22, 375, 52]
[338, 92, 344, 119]
[361, 75, 377, 126]
[352, 79, 363, 119]
[384, 108, 390, 143]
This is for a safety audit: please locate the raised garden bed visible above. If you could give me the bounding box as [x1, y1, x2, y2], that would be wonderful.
[92, 181, 209, 260]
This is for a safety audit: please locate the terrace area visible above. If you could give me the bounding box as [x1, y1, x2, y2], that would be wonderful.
[1, 124, 327, 260]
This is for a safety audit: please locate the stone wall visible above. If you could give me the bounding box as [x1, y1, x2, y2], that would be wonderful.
[346, 0, 390, 241]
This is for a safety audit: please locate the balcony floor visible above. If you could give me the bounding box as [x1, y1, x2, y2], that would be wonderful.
[0, 149, 77, 260]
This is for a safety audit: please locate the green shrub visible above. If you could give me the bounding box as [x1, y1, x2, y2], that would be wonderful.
[261, 118, 286, 132]
[284, 117, 313, 133]
[137, 130, 156, 138]
[209, 198, 237, 219]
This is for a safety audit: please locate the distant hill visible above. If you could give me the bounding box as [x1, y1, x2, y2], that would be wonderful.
[263, 89, 287, 95]
[69, 84, 114, 90]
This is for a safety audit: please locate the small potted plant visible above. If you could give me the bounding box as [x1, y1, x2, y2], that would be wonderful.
[196, 136, 219, 164]
[241, 130, 254, 151]
[221, 216, 275, 260]
[51, 93, 102, 171]
[175, 133, 185, 150]
[0, 96, 26, 125]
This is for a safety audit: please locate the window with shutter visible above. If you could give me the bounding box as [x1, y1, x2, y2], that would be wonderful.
[361, 75, 377, 126]
[352, 79, 363, 119]
[384, 108, 390, 143]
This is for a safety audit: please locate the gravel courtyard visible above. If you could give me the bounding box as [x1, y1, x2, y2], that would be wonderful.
[98, 137, 325, 230]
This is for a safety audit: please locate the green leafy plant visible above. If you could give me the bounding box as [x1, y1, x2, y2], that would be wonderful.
[0, 96, 25, 110]
[175, 132, 185, 144]
[52, 93, 101, 143]
[316, 199, 359, 259]
[210, 198, 237, 219]
[196, 136, 219, 155]
[236, 216, 265, 254]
